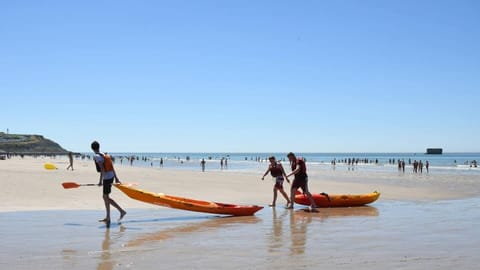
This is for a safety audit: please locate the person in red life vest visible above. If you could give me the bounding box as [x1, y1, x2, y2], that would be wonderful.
[91, 141, 126, 227]
[261, 156, 291, 207]
[285, 152, 318, 211]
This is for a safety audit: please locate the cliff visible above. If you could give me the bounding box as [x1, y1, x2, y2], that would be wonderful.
[0, 132, 68, 154]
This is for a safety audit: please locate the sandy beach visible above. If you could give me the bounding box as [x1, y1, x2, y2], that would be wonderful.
[1, 156, 479, 269]
[2, 156, 479, 212]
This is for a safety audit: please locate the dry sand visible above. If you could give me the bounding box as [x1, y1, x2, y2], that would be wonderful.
[1, 156, 478, 212]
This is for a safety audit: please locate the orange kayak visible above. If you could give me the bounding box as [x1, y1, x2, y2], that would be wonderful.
[114, 184, 263, 216]
[295, 191, 380, 207]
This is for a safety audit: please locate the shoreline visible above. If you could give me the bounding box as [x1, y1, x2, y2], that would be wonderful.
[1, 156, 479, 212]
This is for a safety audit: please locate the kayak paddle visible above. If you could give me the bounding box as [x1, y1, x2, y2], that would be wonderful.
[61, 182, 138, 189]
[62, 182, 97, 189]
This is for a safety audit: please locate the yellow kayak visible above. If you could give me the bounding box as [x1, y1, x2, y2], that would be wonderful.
[114, 184, 263, 216]
[44, 163, 57, 170]
[295, 191, 380, 207]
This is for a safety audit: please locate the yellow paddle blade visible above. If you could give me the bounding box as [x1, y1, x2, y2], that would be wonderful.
[44, 163, 57, 170]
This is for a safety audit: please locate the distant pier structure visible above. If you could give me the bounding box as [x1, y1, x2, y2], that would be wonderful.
[426, 148, 443, 155]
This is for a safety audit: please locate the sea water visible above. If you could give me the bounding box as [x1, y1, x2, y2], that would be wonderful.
[97, 152, 480, 175]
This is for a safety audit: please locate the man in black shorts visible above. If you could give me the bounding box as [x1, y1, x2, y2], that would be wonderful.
[92, 141, 126, 227]
[285, 152, 317, 211]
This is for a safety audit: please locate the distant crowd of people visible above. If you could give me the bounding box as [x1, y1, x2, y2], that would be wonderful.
[246, 156, 288, 163]
[199, 157, 229, 172]
[395, 160, 430, 173]
[331, 158, 378, 166]
[6, 152, 478, 173]
[328, 157, 433, 174]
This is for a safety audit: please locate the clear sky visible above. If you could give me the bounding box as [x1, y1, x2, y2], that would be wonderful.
[1, 0, 479, 153]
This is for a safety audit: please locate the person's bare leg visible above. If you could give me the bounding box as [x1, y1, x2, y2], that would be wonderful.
[287, 188, 295, 209]
[102, 194, 111, 226]
[270, 188, 278, 207]
[280, 188, 291, 205]
[108, 198, 126, 221]
[303, 185, 318, 211]
[306, 192, 317, 208]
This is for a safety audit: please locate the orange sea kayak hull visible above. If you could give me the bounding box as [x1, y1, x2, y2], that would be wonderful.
[294, 191, 380, 207]
[114, 184, 263, 216]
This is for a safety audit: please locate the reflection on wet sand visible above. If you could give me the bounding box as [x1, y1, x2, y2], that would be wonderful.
[290, 208, 311, 255]
[6, 200, 480, 270]
[97, 226, 125, 270]
[268, 206, 379, 256]
[268, 208, 289, 253]
[97, 229, 113, 270]
[65, 207, 380, 269]
[295, 206, 379, 218]
[127, 216, 261, 248]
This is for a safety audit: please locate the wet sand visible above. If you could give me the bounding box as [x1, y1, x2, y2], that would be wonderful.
[1, 199, 479, 270]
[1, 157, 479, 269]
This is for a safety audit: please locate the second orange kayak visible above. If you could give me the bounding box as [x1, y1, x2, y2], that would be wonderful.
[295, 191, 380, 207]
[114, 184, 263, 216]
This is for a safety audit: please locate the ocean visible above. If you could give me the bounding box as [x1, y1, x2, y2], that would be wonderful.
[94, 152, 480, 176]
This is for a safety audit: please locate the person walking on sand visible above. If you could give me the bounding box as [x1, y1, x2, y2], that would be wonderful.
[66, 151, 74, 171]
[261, 156, 291, 207]
[201, 158, 206, 172]
[285, 152, 317, 212]
[91, 141, 126, 227]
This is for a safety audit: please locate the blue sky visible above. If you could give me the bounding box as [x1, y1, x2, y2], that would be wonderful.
[1, 0, 479, 152]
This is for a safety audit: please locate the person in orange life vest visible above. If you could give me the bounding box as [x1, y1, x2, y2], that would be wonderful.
[285, 152, 317, 211]
[91, 141, 126, 226]
[261, 156, 291, 207]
